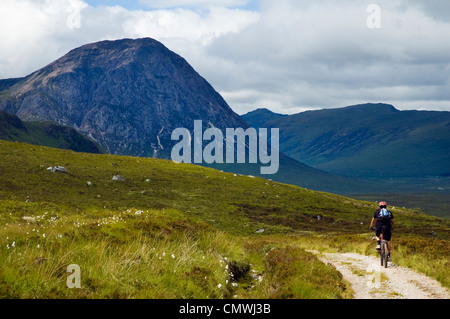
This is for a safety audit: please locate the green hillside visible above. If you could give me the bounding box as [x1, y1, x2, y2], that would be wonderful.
[0, 140, 448, 298]
[0, 110, 104, 154]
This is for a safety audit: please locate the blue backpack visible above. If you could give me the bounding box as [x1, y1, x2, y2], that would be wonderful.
[378, 208, 391, 223]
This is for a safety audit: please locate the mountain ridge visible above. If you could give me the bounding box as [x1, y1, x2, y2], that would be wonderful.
[241, 108, 288, 129]
[244, 103, 450, 179]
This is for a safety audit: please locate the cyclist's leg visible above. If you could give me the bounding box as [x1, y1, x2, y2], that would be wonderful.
[375, 228, 382, 250]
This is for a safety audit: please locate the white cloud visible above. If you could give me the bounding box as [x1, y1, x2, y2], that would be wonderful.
[0, 0, 449, 114]
[124, 6, 259, 45]
[200, 0, 450, 113]
[0, 0, 259, 78]
[0, 0, 89, 78]
[401, 0, 450, 22]
[138, 0, 250, 9]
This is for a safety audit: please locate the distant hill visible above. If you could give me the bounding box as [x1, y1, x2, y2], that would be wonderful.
[0, 110, 104, 154]
[247, 103, 450, 179]
[241, 108, 288, 129]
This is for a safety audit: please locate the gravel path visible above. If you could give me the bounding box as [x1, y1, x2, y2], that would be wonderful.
[310, 251, 449, 299]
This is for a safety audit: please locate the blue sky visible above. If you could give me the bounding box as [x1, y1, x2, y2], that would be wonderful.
[0, 0, 449, 114]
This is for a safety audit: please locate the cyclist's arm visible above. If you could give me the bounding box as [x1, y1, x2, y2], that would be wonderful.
[391, 219, 394, 228]
[370, 218, 376, 228]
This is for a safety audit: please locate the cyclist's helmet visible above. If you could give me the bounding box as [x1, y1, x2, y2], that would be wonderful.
[379, 201, 387, 208]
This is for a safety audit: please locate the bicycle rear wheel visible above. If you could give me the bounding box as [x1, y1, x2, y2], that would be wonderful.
[382, 242, 388, 268]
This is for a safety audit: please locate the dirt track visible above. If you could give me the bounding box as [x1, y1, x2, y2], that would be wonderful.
[310, 251, 449, 299]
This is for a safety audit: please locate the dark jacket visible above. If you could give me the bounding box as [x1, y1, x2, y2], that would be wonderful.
[373, 208, 394, 229]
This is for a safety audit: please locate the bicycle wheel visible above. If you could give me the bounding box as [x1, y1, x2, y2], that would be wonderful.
[382, 242, 388, 268]
[380, 243, 385, 266]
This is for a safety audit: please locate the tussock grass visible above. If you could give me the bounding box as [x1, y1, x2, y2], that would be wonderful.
[0, 207, 352, 299]
[0, 207, 242, 298]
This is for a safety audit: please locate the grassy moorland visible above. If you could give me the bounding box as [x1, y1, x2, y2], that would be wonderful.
[0, 140, 448, 298]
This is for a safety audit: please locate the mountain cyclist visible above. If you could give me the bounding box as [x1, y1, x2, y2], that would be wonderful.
[369, 201, 394, 261]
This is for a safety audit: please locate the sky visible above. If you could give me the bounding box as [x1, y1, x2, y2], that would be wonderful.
[0, 0, 449, 115]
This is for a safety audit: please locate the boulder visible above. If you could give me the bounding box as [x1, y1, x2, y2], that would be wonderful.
[47, 166, 67, 173]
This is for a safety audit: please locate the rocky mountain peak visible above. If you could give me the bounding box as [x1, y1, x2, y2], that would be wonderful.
[0, 37, 247, 157]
